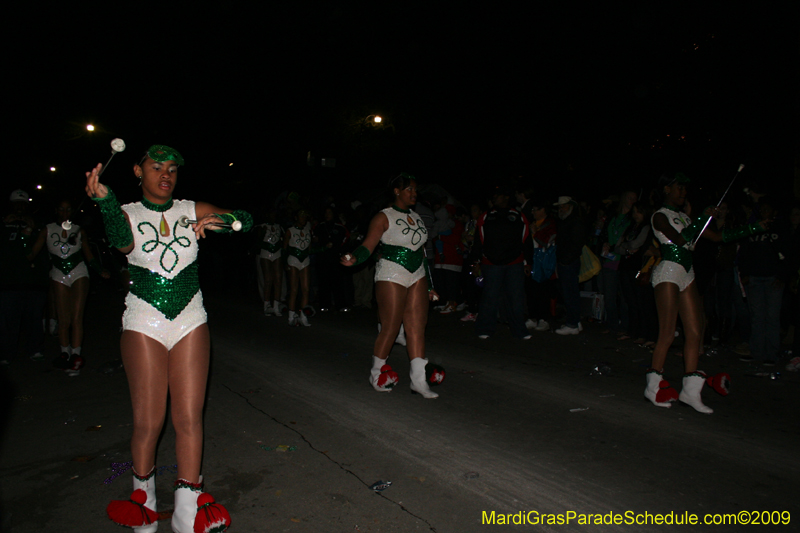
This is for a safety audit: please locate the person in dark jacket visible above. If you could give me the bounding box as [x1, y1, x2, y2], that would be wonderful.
[737, 197, 786, 365]
[472, 186, 533, 339]
[554, 196, 585, 334]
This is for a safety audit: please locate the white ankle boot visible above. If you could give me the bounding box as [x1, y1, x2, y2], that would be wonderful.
[644, 370, 677, 408]
[409, 358, 438, 399]
[133, 468, 157, 533]
[172, 476, 231, 533]
[287, 310, 298, 326]
[370, 356, 397, 391]
[298, 311, 310, 327]
[106, 468, 158, 530]
[172, 477, 202, 533]
[273, 301, 282, 316]
[263, 301, 272, 316]
[679, 371, 713, 414]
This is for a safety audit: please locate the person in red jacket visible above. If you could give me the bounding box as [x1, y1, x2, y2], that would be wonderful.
[434, 204, 464, 314]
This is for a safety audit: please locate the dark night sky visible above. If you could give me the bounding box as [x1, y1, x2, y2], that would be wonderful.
[7, 5, 797, 215]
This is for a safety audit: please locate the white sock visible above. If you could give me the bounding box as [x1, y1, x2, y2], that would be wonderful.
[72, 347, 81, 356]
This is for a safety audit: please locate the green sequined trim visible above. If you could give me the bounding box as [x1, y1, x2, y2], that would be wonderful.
[379, 243, 424, 272]
[94, 188, 133, 249]
[147, 145, 185, 166]
[352, 245, 371, 265]
[213, 210, 253, 234]
[50, 252, 85, 276]
[660, 244, 692, 271]
[129, 262, 199, 320]
[141, 196, 173, 212]
[722, 222, 762, 243]
[390, 204, 410, 214]
[173, 478, 203, 492]
[132, 467, 155, 482]
[679, 215, 710, 242]
[288, 246, 310, 262]
[137, 219, 191, 273]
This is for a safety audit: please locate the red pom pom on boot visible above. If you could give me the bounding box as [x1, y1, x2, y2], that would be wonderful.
[706, 372, 731, 396]
[644, 370, 677, 407]
[107, 488, 158, 528]
[376, 364, 399, 390]
[194, 493, 231, 533]
[656, 379, 679, 403]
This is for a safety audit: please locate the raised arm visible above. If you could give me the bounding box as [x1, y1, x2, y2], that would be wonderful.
[194, 201, 253, 239]
[85, 163, 134, 254]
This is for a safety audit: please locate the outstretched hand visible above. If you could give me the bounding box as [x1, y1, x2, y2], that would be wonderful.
[192, 213, 226, 239]
[340, 253, 357, 267]
[85, 163, 108, 199]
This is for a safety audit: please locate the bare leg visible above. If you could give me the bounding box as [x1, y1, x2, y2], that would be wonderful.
[271, 259, 283, 303]
[121, 331, 169, 476]
[52, 280, 71, 348]
[288, 267, 299, 311]
[403, 278, 429, 360]
[299, 267, 310, 308]
[374, 281, 408, 358]
[678, 281, 703, 373]
[168, 325, 210, 484]
[261, 258, 272, 302]
[651, 282, 680, 372]
[68, 276, 90, 349]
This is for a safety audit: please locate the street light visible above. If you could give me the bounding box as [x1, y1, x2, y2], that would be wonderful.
[86, 124, 95, 131]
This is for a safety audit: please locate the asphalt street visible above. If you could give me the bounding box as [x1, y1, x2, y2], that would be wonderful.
[1, 283, 797, 532]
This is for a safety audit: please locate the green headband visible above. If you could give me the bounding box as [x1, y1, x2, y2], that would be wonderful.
[145, 145, 185, 166]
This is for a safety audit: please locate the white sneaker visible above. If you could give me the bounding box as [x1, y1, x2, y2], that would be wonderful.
[534, 319, 550, 332]
[460, 312, 477, 322]
[555, 325, 580, 335]
[478, 334, 490, 340]
[456, 302, 467, 311]
[525, 319, 536, 329]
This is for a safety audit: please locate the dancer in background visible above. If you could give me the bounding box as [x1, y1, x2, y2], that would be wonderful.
[284, 209, 312, 326]
[27, 198, 109, 375]
[341, 173, 440, 398]
[645, 171, 764, 414]
[259, 208, 284, 316]
[88, 145, 249, 532]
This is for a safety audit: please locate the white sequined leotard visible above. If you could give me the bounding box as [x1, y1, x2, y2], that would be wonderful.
[651, 206, 695, 292]
[286, 223, 311, 270]
[375, 206, 428, 288]
[46, 222, 89, 287]
[121, 199, 207, 350]
[259, 222, 283, 261]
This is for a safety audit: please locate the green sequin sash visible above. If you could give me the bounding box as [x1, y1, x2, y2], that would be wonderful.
[128, 262, 200, 320]
[51, 252, 85, 276]
[261, 242, 281, 253]
[288, 246, 309, 261]
[379, 243, 424, 272]
[660, 244, 692, 271]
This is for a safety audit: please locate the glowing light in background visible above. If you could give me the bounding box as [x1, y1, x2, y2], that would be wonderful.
[86, 124, 95, 131]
